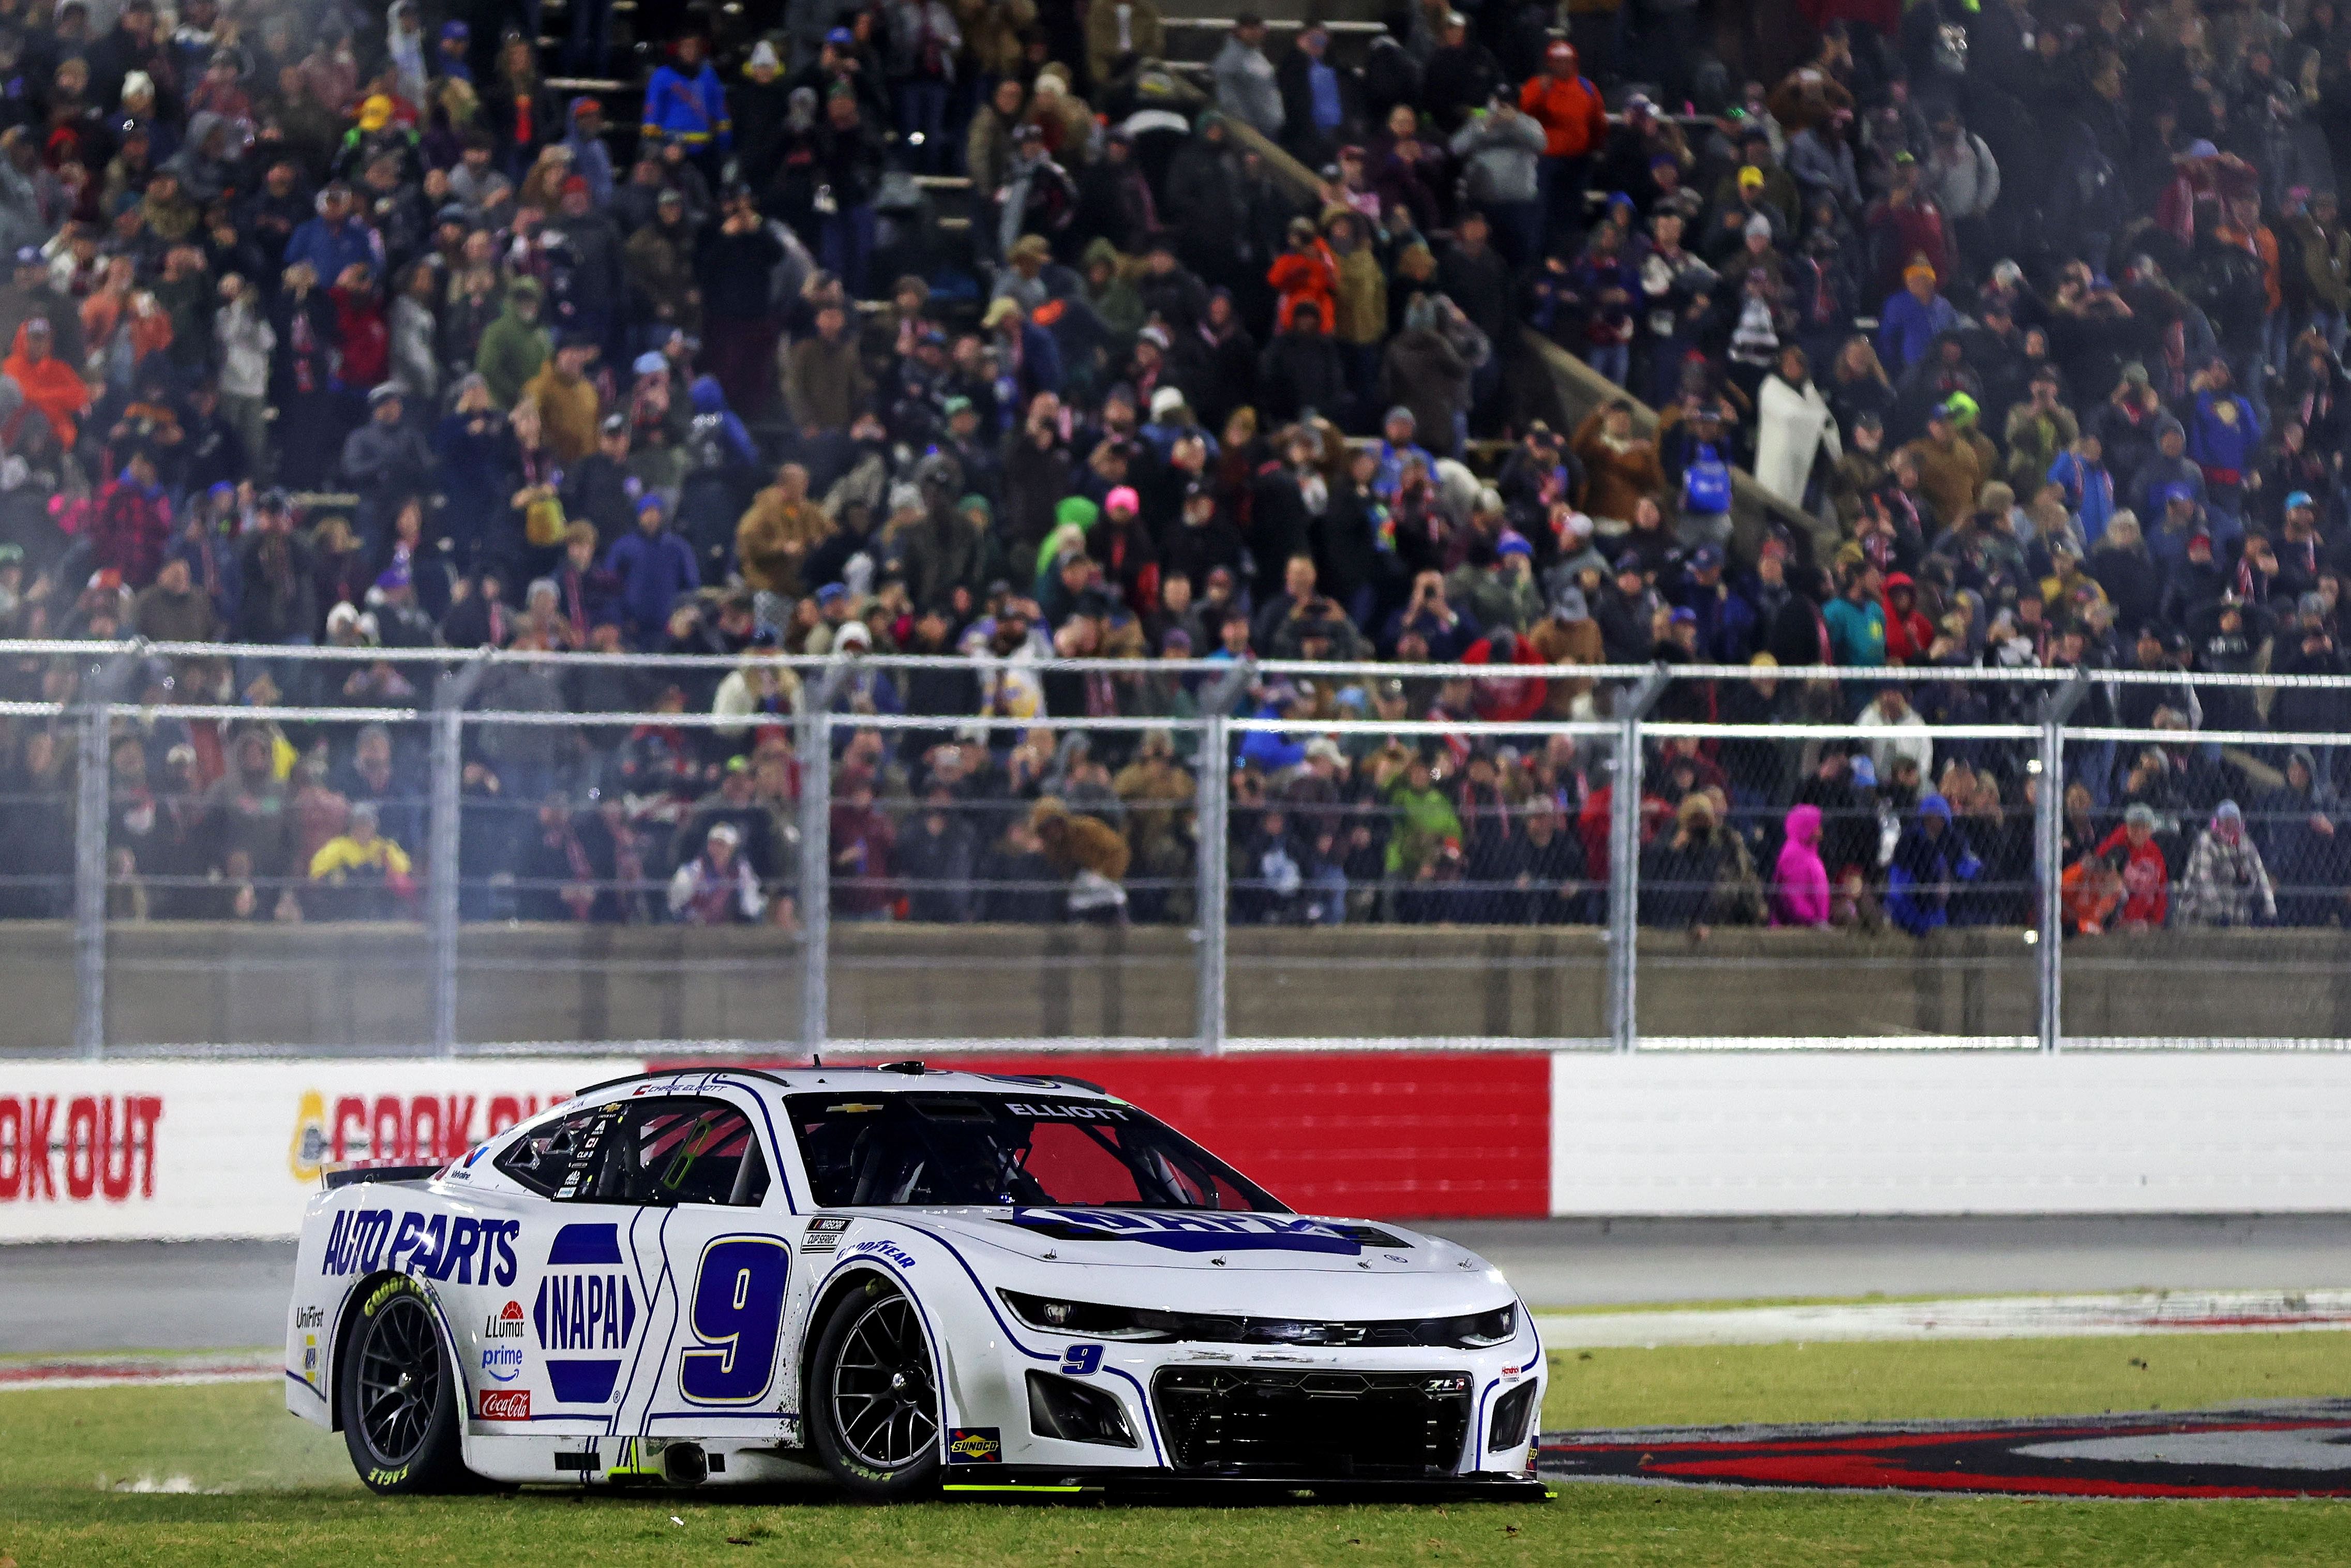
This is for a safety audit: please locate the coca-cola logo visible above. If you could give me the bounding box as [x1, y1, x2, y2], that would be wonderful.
[478, 1388, 530, 1421]
[0, 1096, 161, 1204]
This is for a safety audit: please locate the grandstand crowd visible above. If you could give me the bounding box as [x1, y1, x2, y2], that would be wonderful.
[0, 0, 2345, 933]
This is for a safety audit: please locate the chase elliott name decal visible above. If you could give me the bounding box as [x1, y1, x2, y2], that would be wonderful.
[1005, 1208, 1368, 1255]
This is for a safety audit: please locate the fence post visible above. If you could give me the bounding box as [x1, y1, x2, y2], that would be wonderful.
[1194, 713, 1229, 1054]
[427, 656, 491, 1059]
[72, 704, 110, 1061]
[72, 653, 140, 1061]
[798, 707, 833, 1052]
[2036, 674, 2091, 1053]
[1608, 669, 1672, 1053]
[1193, 663, 1252, 1055]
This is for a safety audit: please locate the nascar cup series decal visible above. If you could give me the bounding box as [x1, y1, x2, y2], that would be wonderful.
[533, 1223, 638, 1405]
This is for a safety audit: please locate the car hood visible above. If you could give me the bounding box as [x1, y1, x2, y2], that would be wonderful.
[869, 1206, 1516, 1316]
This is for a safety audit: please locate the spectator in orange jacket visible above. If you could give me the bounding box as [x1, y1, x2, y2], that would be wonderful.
[1519, 39, 1608, 249]
[1267, 215, 1337, 333]
[2060, 850, 2125, 936]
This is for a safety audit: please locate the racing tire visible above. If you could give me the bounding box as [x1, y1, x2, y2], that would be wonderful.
[339, 1274, 471, 1495]
[808, 1277, 942, 1500]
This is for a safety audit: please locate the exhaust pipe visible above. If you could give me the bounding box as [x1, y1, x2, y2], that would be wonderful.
[661, 1443, 709, 1486]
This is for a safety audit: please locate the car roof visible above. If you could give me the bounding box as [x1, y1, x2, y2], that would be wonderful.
[570, 1065, 1119, 1106]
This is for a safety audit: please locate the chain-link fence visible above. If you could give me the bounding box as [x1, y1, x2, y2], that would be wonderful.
[1224, 718, 1615, 1046]
[8, 645, 2351, 1056]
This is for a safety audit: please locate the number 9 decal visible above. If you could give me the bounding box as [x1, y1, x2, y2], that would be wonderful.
[680, 1236, 790, 1406]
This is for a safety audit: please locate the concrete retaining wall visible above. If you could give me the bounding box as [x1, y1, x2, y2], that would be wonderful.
[3, 923, 2346, 1051]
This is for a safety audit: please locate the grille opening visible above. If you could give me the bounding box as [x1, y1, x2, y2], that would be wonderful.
[1487, 1382, 1538, 1452]
[1027, 1371, 1139, 1448]
[1151, 1368, 1472, 1477]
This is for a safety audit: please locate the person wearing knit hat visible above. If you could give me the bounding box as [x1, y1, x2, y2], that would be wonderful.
[1877, 251, 1957, 374]
[2177, 799, 2277, 927]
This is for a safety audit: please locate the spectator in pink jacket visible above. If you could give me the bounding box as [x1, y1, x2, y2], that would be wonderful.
[1772, 803, 1832, 928]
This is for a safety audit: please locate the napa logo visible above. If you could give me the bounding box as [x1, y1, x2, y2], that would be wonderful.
[532, 1224, 638, 1405]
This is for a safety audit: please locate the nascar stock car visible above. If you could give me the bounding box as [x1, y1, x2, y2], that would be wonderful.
[286, 1064, 1548, 1500]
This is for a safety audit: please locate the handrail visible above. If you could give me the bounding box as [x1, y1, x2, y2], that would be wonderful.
[23, 638, 2351, 691]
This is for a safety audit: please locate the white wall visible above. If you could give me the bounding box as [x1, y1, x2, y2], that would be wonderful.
[0, 1060, 636, 1241]
[1553, 1052, 2351, 1215]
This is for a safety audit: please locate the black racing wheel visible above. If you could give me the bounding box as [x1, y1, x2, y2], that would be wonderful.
[808, 1277, 942, 1500]
[339, 1275, 471, 1494]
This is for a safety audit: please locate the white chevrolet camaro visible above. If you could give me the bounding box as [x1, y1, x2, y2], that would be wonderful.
[286, 1064, 1548, 1500]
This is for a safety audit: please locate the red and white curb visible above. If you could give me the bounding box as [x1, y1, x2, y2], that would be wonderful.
[0, 1352, 278, 1392]
[1536, 1290, 2351, 1349]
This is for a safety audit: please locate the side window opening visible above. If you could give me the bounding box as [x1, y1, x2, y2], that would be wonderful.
[495, 1097, 772, 1207]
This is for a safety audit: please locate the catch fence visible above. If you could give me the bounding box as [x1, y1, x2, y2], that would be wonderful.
[4, 641, 2349, 1056]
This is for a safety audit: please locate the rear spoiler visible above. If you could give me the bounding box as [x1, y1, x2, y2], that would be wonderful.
[323, 1163, 444, 1190]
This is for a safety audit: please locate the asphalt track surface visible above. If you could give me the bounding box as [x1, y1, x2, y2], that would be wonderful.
[14, 1216, 2351, 1353]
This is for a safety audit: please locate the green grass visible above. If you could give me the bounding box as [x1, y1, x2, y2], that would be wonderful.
[1543, 1330, 2351, 1428]
[4, 1334, 2351, 1566]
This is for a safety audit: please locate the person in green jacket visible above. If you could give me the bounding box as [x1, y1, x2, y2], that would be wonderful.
[1384, 752, 1463, 876]
[1080, 238, 1145, 341]
[474, 278, 551, 410]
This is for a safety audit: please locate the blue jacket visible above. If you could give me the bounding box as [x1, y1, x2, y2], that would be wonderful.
[1237, 700, 1308, 772]
[1875, 288, 1958, 375]
[2047, 450, 2115, 544]
[642, 61, 731, 148]
[605, 527, 701, 641]
[282, 214, 383, 285]
[1884, 795, 1982, 937]
[2187, 391, 2262, 483]
[564, 102, 616, 205]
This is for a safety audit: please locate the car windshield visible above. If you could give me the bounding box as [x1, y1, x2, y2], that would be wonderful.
[785, 1091, 1285, 1212]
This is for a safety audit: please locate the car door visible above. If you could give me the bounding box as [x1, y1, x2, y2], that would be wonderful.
[487, 1099, 668, 1437]
[586, 1092, 800, 1451]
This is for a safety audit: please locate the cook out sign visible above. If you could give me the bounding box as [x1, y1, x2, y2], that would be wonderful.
[0, 1059, 638, 1241]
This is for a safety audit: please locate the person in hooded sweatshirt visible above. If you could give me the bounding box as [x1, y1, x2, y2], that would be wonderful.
[676, 374, 762, 578]
[1772, 801, 1832, 927]
[562, 97, 615, 204]
[1884, 793, 1981, 936]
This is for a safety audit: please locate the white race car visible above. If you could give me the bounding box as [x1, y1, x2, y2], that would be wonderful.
[285, 1064, 1548, 1500]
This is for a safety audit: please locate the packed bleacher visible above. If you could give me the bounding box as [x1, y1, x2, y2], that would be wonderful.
[0, 0, 2347, 934]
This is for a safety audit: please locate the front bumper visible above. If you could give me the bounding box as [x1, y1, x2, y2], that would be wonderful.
[942, 1469, 1553, 1502]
